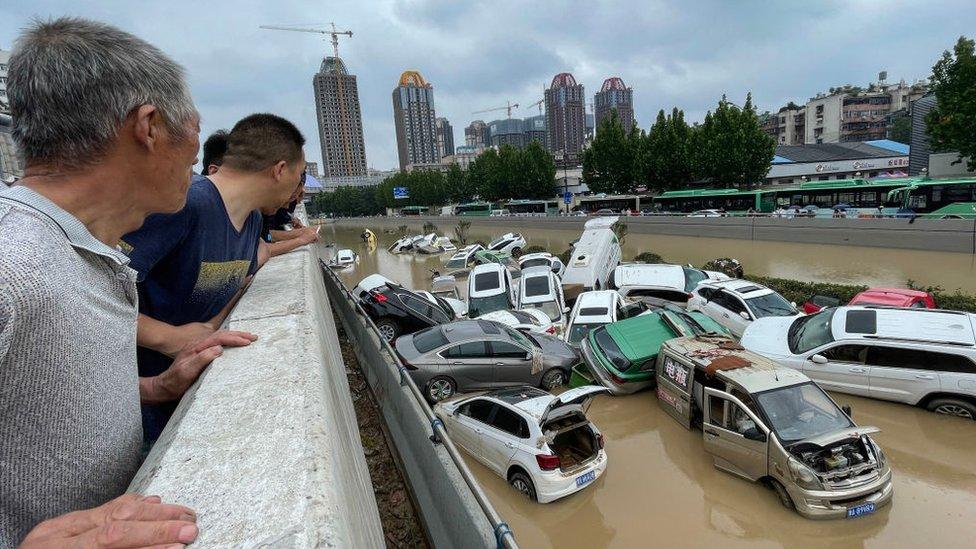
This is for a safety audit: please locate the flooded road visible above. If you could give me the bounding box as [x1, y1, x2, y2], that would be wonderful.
[320, 225, 976, 549]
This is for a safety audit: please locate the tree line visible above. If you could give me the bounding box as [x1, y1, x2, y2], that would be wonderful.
[583, 93, 776, 195]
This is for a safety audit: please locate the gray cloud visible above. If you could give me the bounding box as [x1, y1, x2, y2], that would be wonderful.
[2, 0, 974, 170]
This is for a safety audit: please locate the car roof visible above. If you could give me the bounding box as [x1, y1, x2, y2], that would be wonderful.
[832, 306, 976, 346]
[440, 319, 511, 342]
[701, 278, 774, 297]
[576, 290, 617, 308]
[664, 336, 808, 392]
[485, 386, 549, 405]
[518, 252, 553, 263]
[521, 265, 555, 279]
[603, 312, 679, 360]
[613, 263, 684, 289]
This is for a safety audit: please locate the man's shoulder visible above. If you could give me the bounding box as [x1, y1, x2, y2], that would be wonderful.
[0, 206, 71, 304]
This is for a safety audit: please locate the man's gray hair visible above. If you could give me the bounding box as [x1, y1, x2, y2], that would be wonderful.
[8, 17, 196, 167]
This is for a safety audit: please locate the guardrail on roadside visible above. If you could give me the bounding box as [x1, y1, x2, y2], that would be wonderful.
[319, 262, 518, 549]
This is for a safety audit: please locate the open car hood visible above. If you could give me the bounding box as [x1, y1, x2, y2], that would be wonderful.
[539, 386, 610, 425]
[583, 216, 619, 230]
[801, 426, 880, 448]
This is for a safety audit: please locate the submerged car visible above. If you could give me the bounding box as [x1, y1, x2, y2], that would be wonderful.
[478, 309, 557, 335]
[488, 232, 527, 256]
[360, 282, 458, 342]
[655, 335, 892, 519]
[467, 263, 517, 318]
[577, 308, 729, 395]
[687, 279, 801, 337]
[329, 248, 356, 268]
[444, 244, 486, 271]
[435, 385, 609, 503]
[611, 263, 729, 306]
[802, 287, 936, 314]
[564, 290, 648, 347]
[395, 320, 580, 402]
[518, 252, 565, 277]
[517, 266, 569, 334]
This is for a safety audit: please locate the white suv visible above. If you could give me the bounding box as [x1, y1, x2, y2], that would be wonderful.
[435, 386, 609, 503]
[487, 232, 526, 256]
[688, 279, 800, 337]
[741, 306, 976, 419]
[467, 263, 516, 318]
[517, 266, 568, 333]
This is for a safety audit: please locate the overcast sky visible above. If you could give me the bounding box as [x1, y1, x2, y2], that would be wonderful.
[2, 1, 974, 171]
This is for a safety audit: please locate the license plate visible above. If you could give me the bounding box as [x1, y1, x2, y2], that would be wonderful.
[846, 502, 875, 518]
[575, 470, 596, 487]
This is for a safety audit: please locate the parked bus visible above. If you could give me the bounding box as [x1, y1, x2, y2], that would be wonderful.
[577, 194, 642, 214]
[770, 178, 907, 217]
[505, 199, 561, 216]
[454, 202, 493, 216]
[651, 189, 776, 214]
[399, 206, 429, 216]
[886, 177, 976, 218]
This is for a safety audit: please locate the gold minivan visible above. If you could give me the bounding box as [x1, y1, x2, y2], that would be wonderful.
[655, 335, 893, 520]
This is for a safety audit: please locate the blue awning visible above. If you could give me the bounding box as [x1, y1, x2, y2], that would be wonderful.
[865, 139, 909, 155]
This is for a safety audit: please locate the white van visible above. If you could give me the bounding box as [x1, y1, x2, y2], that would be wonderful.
[560, 217, 622, 299]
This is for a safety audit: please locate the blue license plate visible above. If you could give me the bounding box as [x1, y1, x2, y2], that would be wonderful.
[575, 470, 596, 487]
[846, 502, 875, 518]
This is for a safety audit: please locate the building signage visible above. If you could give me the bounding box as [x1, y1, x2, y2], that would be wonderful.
[887, 158, 908, 167]
[815, 163, 842, 172]
[393, 186, 409, 199]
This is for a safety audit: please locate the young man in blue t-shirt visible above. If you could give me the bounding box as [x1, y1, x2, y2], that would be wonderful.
[123, 113, 317, 441]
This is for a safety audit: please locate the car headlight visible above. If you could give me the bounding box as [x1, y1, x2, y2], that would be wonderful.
[870, 439, 888, 468]
[788, 458, 823, 490]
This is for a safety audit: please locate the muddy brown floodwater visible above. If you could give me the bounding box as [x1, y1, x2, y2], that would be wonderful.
[321, 225, 976, 549]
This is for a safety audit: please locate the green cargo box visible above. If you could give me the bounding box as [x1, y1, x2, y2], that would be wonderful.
[569, 362, 598, 388]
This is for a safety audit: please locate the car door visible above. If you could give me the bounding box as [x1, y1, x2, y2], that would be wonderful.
[442, 341, 495, 391]
[702, 388, 769, 481]
[452, 399, 495, 459]
[488, 339, 533, 387]
[718, 291, 752, 336]
[865, 346, 945, 405]
[704, 291, 744, 335]
[480, 404, 524, 475]
[398, 294, 437, 329]
[804, 344, 872, 396]
[656, 353, 695, 429]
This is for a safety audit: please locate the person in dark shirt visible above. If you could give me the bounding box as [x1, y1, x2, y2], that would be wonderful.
[200, 129, 229, 175]
[123, 113, 315, 441]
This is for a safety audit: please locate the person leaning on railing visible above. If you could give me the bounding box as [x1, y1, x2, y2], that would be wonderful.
[0, 17, 257, 547]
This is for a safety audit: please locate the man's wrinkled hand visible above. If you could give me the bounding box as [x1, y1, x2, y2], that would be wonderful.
[19, 493, 198, 548]
[295, 226, 320, 246]
[153, 330, 258, 402]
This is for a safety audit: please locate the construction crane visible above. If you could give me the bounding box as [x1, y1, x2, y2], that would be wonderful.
[473, 100, 520, 119]
[525, 98, 544, 115]
[260, 22, 355, 177]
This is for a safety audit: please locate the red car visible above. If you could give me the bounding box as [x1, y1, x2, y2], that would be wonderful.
[803, 287, 936, 314]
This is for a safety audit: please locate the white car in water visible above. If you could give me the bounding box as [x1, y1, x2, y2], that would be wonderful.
[435, 385, 610, 503]
[518, 252, 565, 278]
[487, 232, 527, 256]
[564, 290, 649, 347]
[329, 248, 357, 268]
[687, 278, 801, 337]
[518, 266, 569, 334]
[468, 263, 517, 318]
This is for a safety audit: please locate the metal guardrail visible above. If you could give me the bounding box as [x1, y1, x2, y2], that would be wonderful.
[319, 261, 518, 549]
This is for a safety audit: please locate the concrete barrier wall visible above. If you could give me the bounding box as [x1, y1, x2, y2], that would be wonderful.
[321, 267, 502, 549]
[128, 238, 386, 547]
[329, 215, 976, 254]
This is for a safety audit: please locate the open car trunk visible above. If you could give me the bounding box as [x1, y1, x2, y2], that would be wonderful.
[544, 413, 599, 472]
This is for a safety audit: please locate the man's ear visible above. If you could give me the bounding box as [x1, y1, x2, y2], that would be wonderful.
[272, 160, 288, 182]
[132, 105, 161, 151]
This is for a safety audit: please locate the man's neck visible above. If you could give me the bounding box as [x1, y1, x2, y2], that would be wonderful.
[207, 169, 269, 231]
[18, 168, 150, 247]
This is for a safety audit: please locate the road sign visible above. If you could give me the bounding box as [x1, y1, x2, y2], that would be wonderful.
[393, 187, 409, 199]
[563, 191, 573, 205]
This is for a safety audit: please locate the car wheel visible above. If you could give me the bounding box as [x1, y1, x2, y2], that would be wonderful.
[926, 398, 976, 419]
[511, 247, 522, 258]
[375, 318, 399, 342]
[426, 376, 456, 403]
[769, 479, 795, 510]
[540, 368, 567, 390]
[509, 471, 537, 501]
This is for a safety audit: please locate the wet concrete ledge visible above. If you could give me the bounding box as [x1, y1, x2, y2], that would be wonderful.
[328, 215, 976, 254]
[128, 209, 386, 547]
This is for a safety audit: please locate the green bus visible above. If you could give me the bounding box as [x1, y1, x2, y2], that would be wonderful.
[770, 178, 909, 216]
[454, 202, 493, 216]
[504, 199, 561, 216]
[885, 177, 976, 218]
[399, 205, 429, 216]
[651, 188, 776, 214]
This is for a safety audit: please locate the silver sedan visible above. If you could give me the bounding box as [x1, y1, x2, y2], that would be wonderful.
[395, 319, 580, 402]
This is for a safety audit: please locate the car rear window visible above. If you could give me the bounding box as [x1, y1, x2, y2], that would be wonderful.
[579, 307, 609, 316]
[524, 275, 550, 297]
[682, 267, 708, 292]
[474, 272, 500, 292]
[593, 327, 632, 372]
[521, 258, 549, 269]
[413, 327, 449, 353]
[845, 310, 877, 334]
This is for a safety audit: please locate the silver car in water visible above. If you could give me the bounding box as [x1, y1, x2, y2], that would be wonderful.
[394, 319, 580, 403]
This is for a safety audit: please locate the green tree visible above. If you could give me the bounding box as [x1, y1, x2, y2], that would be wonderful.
[644, 108, 694, 191]
[466, 148, 501, 200]
[521, 140, 557, 199]
[889, 115, 911, 144]
[582, 109, 635, 194]
[925, 36, 976, 171]
[445, 162, 471, 203]
[693, 94, 775, 189]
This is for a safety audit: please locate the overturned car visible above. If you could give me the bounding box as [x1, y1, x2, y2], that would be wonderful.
[655, 335, 893, 520]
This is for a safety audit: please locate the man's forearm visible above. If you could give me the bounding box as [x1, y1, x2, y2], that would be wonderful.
[137, 314, 181, 356]
[266, 238, 308, 258]
[138, 376, 169, 405]
[268, 229, 302, 242]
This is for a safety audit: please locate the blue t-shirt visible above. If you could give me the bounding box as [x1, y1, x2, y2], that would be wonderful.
[122, 175, 262, 441]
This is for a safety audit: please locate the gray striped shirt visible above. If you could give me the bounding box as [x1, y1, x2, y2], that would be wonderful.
[0, 186, 142, 545]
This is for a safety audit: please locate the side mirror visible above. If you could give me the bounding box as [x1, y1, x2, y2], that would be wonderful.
[524, 352, 532, 361]
[842, 405, 853, 418]
[790, 301, 797, 308]
[810, 354, 828, 365]
[563, 306, 571, 314]
[743, 427, 766, 442]
[739, 311, 751, 321]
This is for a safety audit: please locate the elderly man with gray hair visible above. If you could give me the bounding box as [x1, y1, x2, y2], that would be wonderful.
[0, 17, 257, 547]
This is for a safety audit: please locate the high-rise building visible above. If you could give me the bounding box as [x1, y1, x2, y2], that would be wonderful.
[464, 120, 490, 148]
[435, 117, 454, 158]
[392, 70, 438, 170]
[489, 118, 524, 148]
[313, 56, 368, 178]
[304, 161, 320, 178]
[594, 77, 634, 134]
[522, 115, 546, 147]
[545, 72, 586, 165]
[0, 48, 9, 111]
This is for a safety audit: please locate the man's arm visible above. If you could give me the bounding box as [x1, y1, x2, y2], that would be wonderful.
[267, 228, 303, 242]
[263, 227, 319, 262]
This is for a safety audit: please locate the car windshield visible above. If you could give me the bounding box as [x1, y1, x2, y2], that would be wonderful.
[568, 322, 601, 344]
[468, 293, 511, 318]
[473, 272, 501, 292]
[523, 300, 561, 321]
[523, 275, 550, 297]
[488, 235, 507, 247]
[745, 293, 796, 318]
[787, 308, 836, 353]
[521, 258, 549, 269]
[446, 257, 467, 269]
[412, 327, 448, 354]
[755, 382, 853, 445]
[682, 267, 708, 292]
[592, 327, 632, 372]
